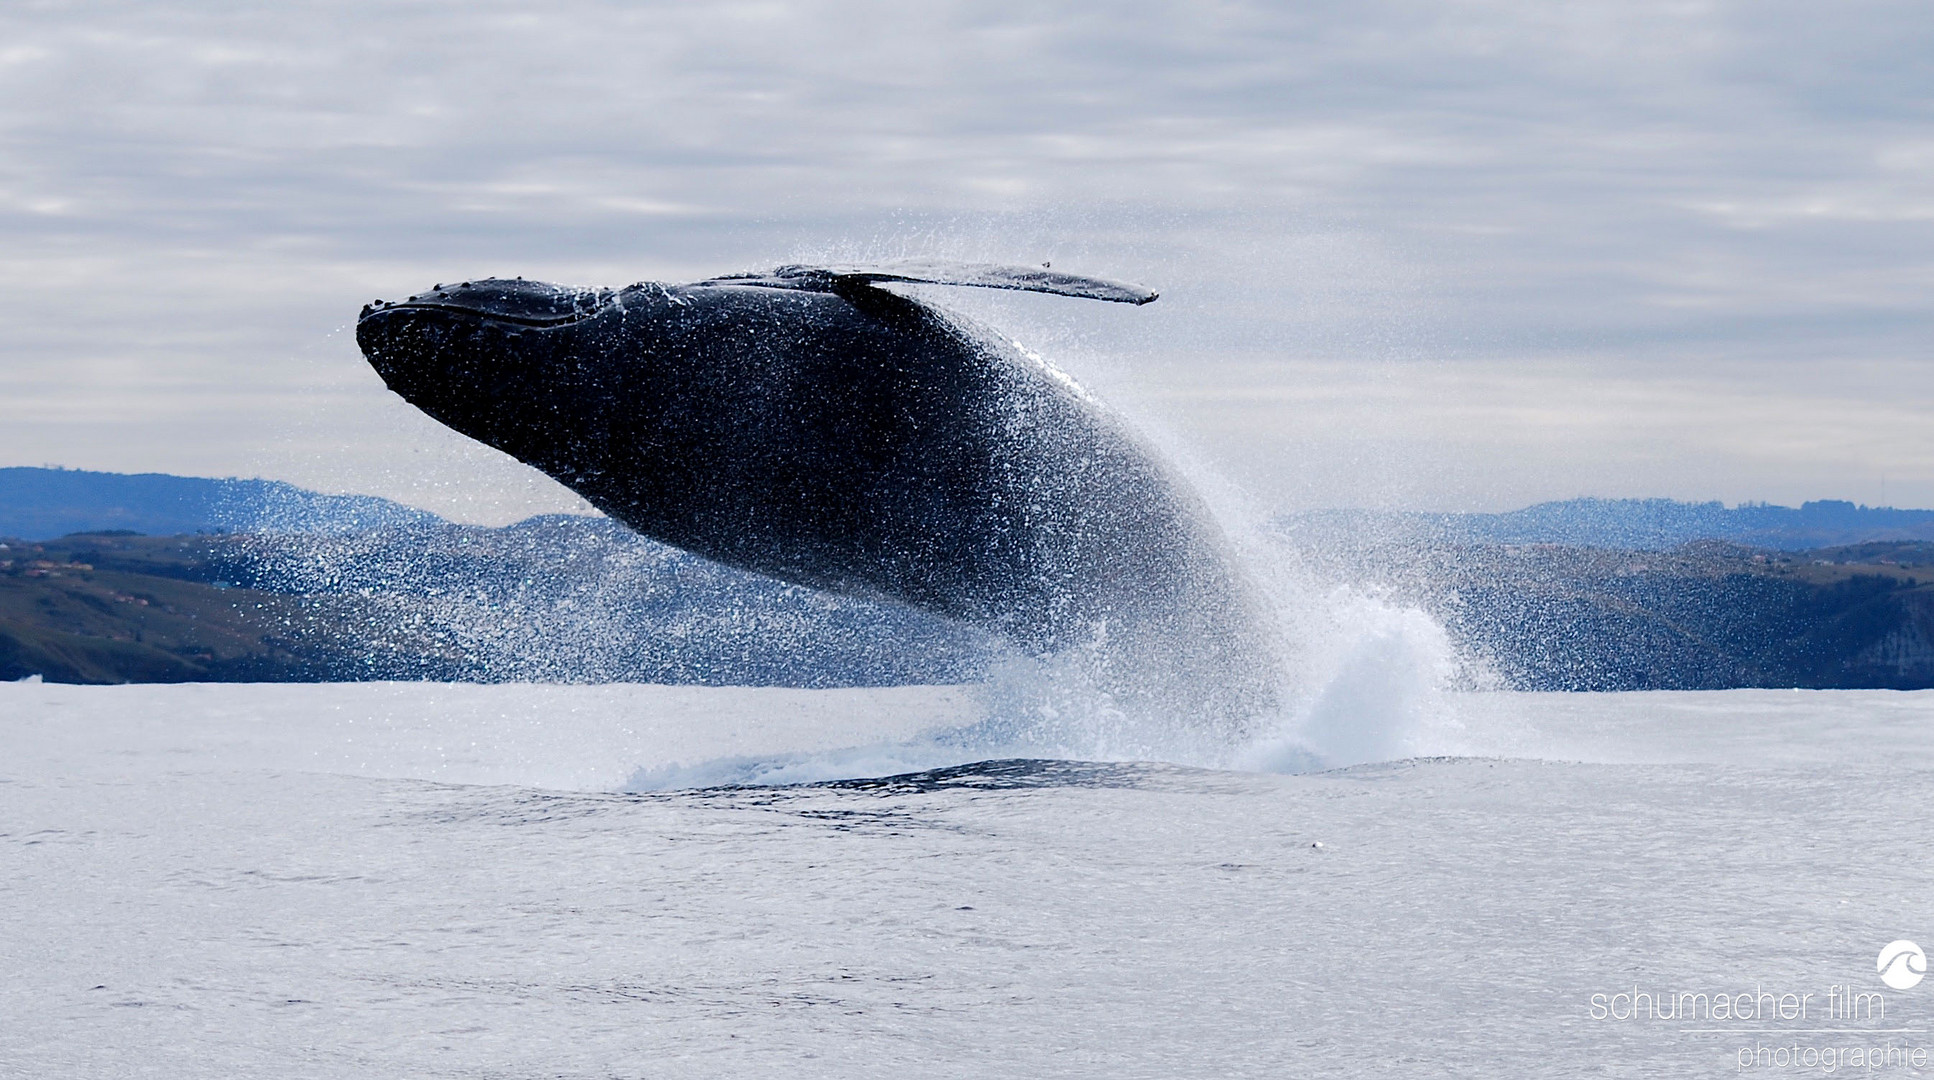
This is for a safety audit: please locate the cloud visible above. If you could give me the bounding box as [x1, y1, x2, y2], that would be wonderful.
[0, 0, 1929, 518]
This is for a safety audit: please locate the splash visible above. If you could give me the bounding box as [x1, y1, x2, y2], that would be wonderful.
[618, 528, 1487, 791]
[1240, 588, 1474, 771]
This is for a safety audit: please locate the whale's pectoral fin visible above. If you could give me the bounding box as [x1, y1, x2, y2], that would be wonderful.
[710, 260, 1159, 305]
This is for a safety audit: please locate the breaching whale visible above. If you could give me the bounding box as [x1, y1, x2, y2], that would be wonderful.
[356, 260, 1278, 732]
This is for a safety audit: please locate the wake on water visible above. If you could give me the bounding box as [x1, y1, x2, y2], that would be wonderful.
[620, 534, 1485, 791]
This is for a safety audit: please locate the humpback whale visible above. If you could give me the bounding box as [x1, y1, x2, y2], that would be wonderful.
[356, 260, 1278, 731]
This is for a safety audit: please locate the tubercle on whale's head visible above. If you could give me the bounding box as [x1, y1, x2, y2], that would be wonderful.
[357, 278, 618, 329]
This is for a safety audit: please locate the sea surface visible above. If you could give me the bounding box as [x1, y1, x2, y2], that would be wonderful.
[5, 680, 1934, 1077]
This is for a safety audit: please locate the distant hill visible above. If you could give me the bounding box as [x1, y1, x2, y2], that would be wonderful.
[13, 503, 1934, 691]
[16, 474, 1934, 690]
[13, 521, 1934, 691]
[0, 467, 442, 540]
[1279, 498, 1934, 552]
[0, 520, 990, 687]
[1311, 538, 1934, 691]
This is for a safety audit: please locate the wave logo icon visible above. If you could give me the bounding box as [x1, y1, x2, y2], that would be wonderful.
[1879, 940, 1926, 990]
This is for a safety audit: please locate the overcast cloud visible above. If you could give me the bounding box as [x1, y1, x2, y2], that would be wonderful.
[2, 1, 1930, 520]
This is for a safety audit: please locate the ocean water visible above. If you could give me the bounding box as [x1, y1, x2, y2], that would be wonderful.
[4, 679, 1933, 1077]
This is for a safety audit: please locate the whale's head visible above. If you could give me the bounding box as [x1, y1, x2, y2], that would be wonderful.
[357, 278, 617, 402]
[356, 278, 633, 466]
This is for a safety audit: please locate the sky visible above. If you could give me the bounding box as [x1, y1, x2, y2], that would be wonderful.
[1, 0, 1930, 522]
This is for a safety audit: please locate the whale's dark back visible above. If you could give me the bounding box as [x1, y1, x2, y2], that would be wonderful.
[358, 272, 1276, 722]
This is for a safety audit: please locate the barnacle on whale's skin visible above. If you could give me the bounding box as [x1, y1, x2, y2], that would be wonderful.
[356, 260, 1279, 736]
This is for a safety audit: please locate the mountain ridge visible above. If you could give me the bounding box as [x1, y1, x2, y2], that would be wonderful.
[0, 467, 443, 540]
[11, 467, 1931, 551]
[1278, 497, 1934, 551]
